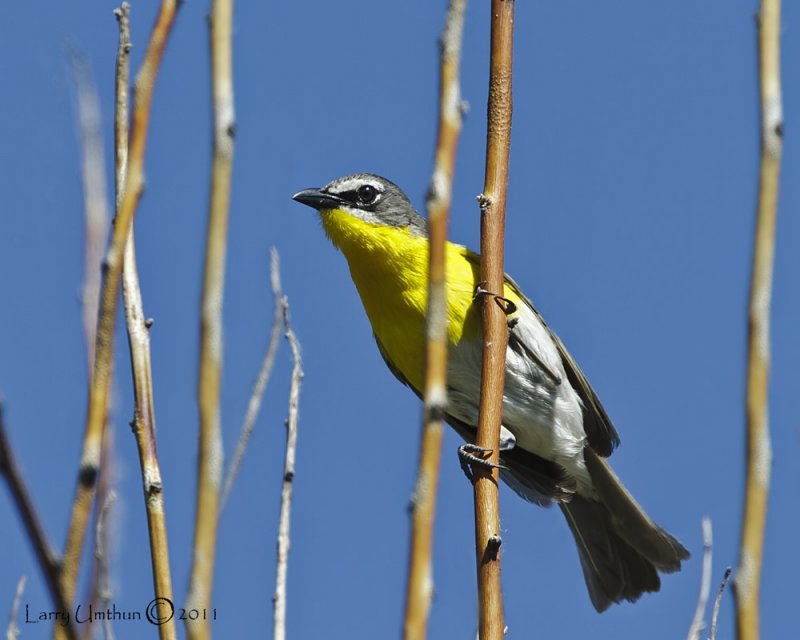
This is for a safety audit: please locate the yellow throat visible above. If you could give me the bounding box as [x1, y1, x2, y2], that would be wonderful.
[320, 207, 485, 391]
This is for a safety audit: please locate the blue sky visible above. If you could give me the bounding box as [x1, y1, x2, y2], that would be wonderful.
[1, 1, 798, 638]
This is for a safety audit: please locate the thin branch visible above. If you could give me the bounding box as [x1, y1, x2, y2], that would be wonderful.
[67, 36, 119, 637]
[687, 517, 713, 640]
[5, 575, 26, 640]
[187, 1, 235, 636]
[93, 491, 117, 640]
[60, 0, 180, 615]
[711, 567, 732, 640]
[473, 1, 515, 637]
[66, 48, 110, 373]
[113, 5, 176, 638]
[0, 407, 76, 640]
[403, 1, 466, 638]
[735, 2, 782, 639]
[220, 250, 284, 510]
[273, 251, 303, 640]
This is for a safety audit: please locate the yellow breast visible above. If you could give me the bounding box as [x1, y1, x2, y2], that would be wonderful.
[320, 208, 521, 392]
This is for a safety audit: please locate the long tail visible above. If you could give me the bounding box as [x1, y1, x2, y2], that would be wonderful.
[560, 448, 689, 612]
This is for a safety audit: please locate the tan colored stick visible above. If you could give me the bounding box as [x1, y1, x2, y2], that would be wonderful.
[187, 1, 235, 637]
[113, 6, 176, 638]
[735, 2, 782, 639]
[60, 0, 180, 615]
[402, 2, 466, 639]
[273, 250, 303, 640]
[473, 1, 514, 637]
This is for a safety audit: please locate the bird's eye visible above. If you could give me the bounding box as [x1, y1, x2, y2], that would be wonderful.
[357, 184, 379, 205]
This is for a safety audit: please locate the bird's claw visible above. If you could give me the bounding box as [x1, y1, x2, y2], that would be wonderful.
[473, 283, 517, 316]
[458, 443, 506, 483]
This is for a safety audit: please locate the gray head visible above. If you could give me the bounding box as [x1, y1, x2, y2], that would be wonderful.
[292, 173, 426, 236]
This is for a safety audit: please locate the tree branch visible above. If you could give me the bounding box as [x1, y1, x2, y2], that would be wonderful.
[403, 2, 466, 638]
[221, 250, 284, 511]
[187, 1, 235, 636]
[472, 1, 514, 637]
[0, 408, 76, 640]
[273, 250, 303, 640]
[60, 0, 180, 616]
[735, 2, 782, 639]
[687, 517, 713, 640]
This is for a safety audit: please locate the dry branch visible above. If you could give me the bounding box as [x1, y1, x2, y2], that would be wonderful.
[402, 1, 466, 638]
[221, 253, 284, 510]
[273, 250, 304, 640]
[0, 408, 76, 640]
[687, 517, 713, 640]
[67, 36, 118, 635]
[472, 0, 515, 637]
[735, 2, 782, 639]
[67, 49, 110, 373]
[112, 5, 177, 638]
[712, 567, 732, 640]
[60, 0, 180, 615]
[187, 0, 235, 636]
[5, 575, 26, 640]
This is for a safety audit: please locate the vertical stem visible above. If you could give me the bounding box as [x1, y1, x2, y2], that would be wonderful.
[402, 2, 466, 639]
[735, 1, 782, 639]
[273, 252, 303, 640]
[59, 0, 178, 623]
[115, 4, 176, 637]
[187, 1, 235, 637]
[474, 1, 514, 638]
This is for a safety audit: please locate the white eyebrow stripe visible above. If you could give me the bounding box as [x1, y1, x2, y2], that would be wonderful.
[330, 177, 385, 194]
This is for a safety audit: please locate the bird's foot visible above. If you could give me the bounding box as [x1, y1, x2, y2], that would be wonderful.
[473, 282, 517, 316]
[458, 443, 506, 483]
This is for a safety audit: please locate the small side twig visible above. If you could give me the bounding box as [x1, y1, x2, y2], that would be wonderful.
[60, 0, 180, 615]
[403, 1, 466, 639]
[0, 407, 76, 640]
[220, 249, 284, 510]
[93, 491, 117, 640]
[687, 517, 713, 640]
[711, 567, 732, 640]
[273, 253, 303, 640]
[5, 575, 26, 640]
[187, 1, 235, 637]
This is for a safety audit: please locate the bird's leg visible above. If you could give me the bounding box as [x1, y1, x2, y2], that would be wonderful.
[473, 282, 518, 316]
[457, 435, 512, 483]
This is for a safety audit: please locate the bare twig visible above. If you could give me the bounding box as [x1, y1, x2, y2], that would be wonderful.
[67, 36, 119, 637]
[472, 1, 515, 637]
[273, 251, 303, 640]
[403, 2, 466, 639]
[711, 567, 732, 640]
[66, 48, 110, 372]
[60, 0, 180, 614]
[113, 5, 176, 638]
[0, 408, 76, 640]
[93, 491, 117, 640]
[735, 3, 782, 639]
[221, 250, 284, 510]
[5, 576, 26, 640]
[687, 517, 713, 640]
[187, 1, 235, 637]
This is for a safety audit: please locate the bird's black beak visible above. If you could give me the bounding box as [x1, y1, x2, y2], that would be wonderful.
[292, 188, 343, 211]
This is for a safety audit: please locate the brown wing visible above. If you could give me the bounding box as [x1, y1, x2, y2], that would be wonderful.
[460, 249, 620, 457]
[503, 272, 621, 457]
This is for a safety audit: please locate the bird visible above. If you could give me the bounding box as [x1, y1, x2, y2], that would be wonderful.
[292, 173, 689, 612]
